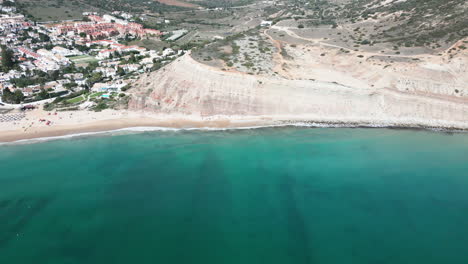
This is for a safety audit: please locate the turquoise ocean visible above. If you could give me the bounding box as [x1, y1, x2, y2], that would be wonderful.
[1, 128, 468, 264]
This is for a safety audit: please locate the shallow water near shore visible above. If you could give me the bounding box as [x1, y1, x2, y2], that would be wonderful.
[1, 128, 468, 264]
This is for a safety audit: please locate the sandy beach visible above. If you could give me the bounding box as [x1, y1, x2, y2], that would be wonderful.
[1, 106, 467, 143]
[0, 108, 279, 143]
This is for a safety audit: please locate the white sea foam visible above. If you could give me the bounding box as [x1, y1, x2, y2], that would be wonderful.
[1, 122, 464, 146]
[0, 127, 180, 145]
[0, 124, 308, 145]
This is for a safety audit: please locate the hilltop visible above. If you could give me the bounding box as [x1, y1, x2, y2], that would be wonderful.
[15, 0, 189, 21]
[342, 0, 467, 47]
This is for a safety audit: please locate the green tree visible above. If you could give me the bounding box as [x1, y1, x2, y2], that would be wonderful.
[37, 88, 49, 100]
[1, 88, 13, 102]
[49, 70, 60, 81]
[128, 53, 137, 63]
[1, 45, 15, 72]
[2, 88, 24, 104]
[87, 72, 103, 87]
[94, 101, 108, 111]
[117, 67, 125, 76]
[64, 82, 78, 89]
[13, 90, 25, 103]
[39, 33, 50, 42]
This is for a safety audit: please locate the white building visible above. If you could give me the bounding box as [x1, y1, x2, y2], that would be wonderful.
[261, 20, 273, 27]
[162, 48, 175, 57]
[167, 29, 187, 41]
[96, 67, 117, 77]
[64, 73, 84, 80]
[118, 64, 139, 73]
[91, 81, 127, 92]
[102, 14, 127, 25]
[139, 57, 154, 65]
[34, 58, 60, 71]
[18, 61, 35, 71]
[75, 78, 87, 86]
[120, 13, 132, 20]
[37, 49, 70, 66]
[52, 46, 81, 57]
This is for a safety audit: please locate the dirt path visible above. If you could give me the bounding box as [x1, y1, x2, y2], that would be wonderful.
[166, 2, 260, 14]
[270, 25, 435, 59]
[263, 29, 294, 79]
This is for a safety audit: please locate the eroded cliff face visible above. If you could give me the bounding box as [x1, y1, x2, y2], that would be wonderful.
[129, 54, 468, 129]
[280, 42, 468, 99]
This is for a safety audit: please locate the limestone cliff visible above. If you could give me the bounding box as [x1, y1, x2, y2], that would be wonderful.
[129, 54, 468, 129]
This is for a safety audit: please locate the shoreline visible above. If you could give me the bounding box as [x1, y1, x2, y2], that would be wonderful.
[0, 116, 267, 144]
[1, 109, 467, 144]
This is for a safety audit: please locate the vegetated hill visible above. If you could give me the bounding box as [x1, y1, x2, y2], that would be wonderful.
[279, 0, 466, 48]
[16, 0, 101, 21]
[344, 0, 467, 47]
[190, 0, 254, 8]
[79, 0, 189, 12]
[16, 0, 189, 21]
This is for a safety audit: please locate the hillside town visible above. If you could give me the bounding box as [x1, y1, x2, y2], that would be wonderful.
[0, 0, 185, 111]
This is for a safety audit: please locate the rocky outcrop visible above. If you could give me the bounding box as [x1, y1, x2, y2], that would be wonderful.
[129, 54, 468, 129]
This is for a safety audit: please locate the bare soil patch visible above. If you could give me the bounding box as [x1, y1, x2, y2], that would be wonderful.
[154, 0, 197, 8]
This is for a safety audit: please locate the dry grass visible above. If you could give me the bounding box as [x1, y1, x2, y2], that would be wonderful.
[153, 0, 198, 8]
